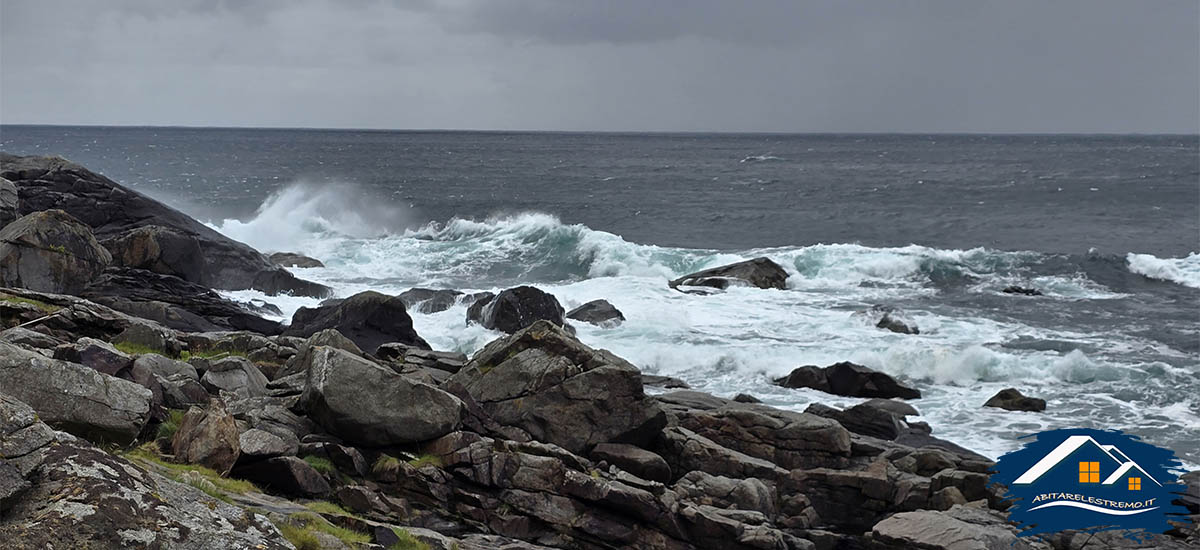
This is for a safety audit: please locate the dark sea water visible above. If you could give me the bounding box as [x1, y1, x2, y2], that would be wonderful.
[2, 125, 1198, 465]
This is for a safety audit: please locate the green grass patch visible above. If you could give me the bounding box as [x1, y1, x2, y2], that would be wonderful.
[287, 511, 370, 546]
[47, 244, 68, 254]
[407, 454, 443, 469]
[303, 500, 353, 516]
[156, 409, 186, 441]
[0, 293, 60, 314]
[277, 522, 322, 550]
[303, 456, 337, 475]
[389, 528, 431, 550]
[185, 348, 248, 359]
[124, 443, 259, 502]
[372, 454, 404, 477]
[110, 341, 173, 357]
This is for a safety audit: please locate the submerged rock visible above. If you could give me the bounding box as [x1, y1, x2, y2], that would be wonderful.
[0, 209, 112, 294]
[565, 299, 626, 327]
[669, 257, 789, 291]
[854, 305, 920, 335]
[448, 321, 664, 454]
[268, 251, 325, 268]
[1002, 285, 1043, 296]
[774, 361, 921, 400]
[983, 388, 1046, 412]
[284, 290, 429, 353]
[398, 287, 463, 314]
[465, 285, 570, 334]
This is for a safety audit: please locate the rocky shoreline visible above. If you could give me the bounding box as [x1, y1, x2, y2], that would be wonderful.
[0, 154, 1196, 550]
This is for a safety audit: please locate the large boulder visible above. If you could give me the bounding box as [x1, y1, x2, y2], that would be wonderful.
[284, 290, 429, 353]
[102, 225, 204, 282]
[774, 361, 921, 399]
[0, 153, 330, 297]
[200, 357, 269, 398]
[669, 257, 788, 291]
[465, 285, 570, 334]
[0, 393, 290, 549]
[171, 400, 241, 475]
[296, 346, 464, 446]
[446, 321, 665, 454]
[0, 177, 16, 227]
[0, 341, 151, 444]
[0, 209, 112, 294]
[983, 388, 1046, 412]
[52, 337, 133, 376]
[565, 299, 626, 327]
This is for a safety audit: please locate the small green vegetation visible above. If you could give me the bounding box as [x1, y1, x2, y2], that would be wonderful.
[303, 500, 353, 516]
[285, 511, 370, 546]
[0, 293, 60, 314]
[112, 341, 161, 356]
[47, 244, 68, 254]
[277, 522, 321, 550]
[156, 409, 186, 441]
[407, 454, 443, 469]
[303, 456, 337, 475]
[123, 443, 259, 502]
[372, 454, 404, 477]
[389, 528, 431, 550]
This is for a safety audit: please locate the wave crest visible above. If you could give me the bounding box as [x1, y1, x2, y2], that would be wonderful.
[1126, 252, 1200, 289]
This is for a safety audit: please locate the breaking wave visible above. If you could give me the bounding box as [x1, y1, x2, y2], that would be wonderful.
[1127, 252, 1200, 289]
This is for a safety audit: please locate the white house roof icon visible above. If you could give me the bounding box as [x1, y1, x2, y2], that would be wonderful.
[1012, 435, 1162, 487]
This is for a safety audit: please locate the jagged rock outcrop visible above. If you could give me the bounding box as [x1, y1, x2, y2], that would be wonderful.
[0, 209, 112, 294]
[669, 257, 788, 292]
[0, 177, 17, 227]
[774, 361, 921, 399]
[102, 224, 204, 282]
[566, 299, 626, 327]
[0, 153, 329, 297]
[296, 345, 464, 446]
[82, 267, 283, 334]
[0, 341, 151, 444]
[284, 290, 429, 353]
[0, 392, 291, 549]
[448, 321, 665, 455]
[466, 285, 571, 334]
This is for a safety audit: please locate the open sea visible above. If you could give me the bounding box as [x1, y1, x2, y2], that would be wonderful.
[2, 125, 1198, 466]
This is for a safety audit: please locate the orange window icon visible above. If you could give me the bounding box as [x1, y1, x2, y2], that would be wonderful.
[1078, 461, 1100, 483]
[1128, 477, 1141, 490]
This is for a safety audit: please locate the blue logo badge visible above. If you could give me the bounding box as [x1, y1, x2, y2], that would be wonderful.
[990, 428, 1190, 538]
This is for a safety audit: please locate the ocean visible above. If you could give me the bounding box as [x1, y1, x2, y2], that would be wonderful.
[2, 125, 1198, 466]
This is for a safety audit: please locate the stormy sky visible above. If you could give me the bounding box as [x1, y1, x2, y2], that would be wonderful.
[1, 0, 1197, 133]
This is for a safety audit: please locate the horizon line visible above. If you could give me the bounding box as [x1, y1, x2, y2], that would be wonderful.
[1, 123, 1196, 137]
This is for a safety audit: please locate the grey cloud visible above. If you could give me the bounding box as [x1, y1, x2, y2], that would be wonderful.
[0, 0, 1196, 132]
